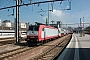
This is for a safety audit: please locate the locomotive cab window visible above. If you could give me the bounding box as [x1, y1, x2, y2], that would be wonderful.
[58, 30, 60, 33]
[28, 25, 39, 31]
[42, 28, 44, 31]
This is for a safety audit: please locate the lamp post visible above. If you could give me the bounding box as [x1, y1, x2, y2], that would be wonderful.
[83, 17, 85, 36]
[80, 18, 82, 37]
[83, 17, 84, 29]
[48, 2, 49, 25]
[48, 2, 53, 26]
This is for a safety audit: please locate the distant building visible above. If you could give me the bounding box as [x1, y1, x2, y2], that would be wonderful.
[2, 20, 10, 23]
[26, 22, 30, 28]
[0, 19, 28, 30]
[11, 22, 14, 27]
[3, 22, 12, 27]
[2, 20, 12, 27]
[57, 21, 62, 28]
[19, 22, 26, 28]
[67, 27, 73, 32]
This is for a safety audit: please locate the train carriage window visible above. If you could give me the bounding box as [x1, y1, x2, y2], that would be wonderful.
[28, 25, 39, 31]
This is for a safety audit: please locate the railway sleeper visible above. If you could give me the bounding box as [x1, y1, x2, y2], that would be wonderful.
[35, 35, 72, 60]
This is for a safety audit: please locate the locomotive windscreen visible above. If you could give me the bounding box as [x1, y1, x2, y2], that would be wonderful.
[28, 25, 39, 31]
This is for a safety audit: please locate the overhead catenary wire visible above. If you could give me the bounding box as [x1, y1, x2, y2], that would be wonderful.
[22, 5, 45, 17]
[0, 0, 65, 10]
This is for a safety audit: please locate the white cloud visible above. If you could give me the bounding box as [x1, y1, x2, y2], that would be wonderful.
[49, 9, 70, 24]
[42, 9, 90, 27]
[42, 9, 74, 25]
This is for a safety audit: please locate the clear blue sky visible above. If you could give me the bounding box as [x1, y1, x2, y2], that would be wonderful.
[0, 0, 90, 27]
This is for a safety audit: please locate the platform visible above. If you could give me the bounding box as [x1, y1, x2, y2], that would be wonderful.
[57, 33, 90, 60]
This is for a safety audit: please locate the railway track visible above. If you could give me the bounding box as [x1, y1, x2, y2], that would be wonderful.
[0, 34, 71, 60]
[0, 46, 33, 60]
[0, 37, 15, 40]
[0, 37, 26, 46]
[33, 34, 71, 60]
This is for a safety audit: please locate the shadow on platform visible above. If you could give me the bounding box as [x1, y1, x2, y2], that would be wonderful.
[56, 48, 90, 60]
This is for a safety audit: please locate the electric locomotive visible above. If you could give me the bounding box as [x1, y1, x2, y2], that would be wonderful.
[26, 25, 59, 45]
